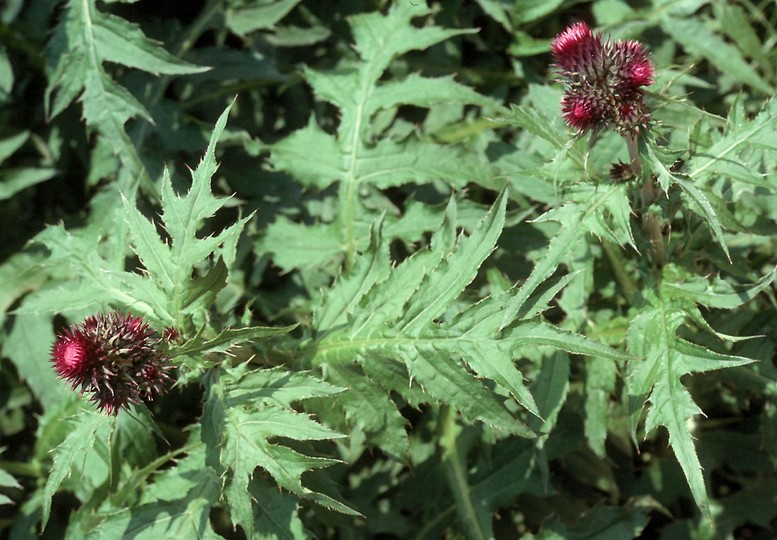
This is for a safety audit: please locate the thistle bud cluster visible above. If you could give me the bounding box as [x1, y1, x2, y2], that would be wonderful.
[51, 312, 174, 414]
[551, 21, 654, 135]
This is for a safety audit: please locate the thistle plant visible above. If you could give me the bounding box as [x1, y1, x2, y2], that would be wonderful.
[2, 2, 775, 538]
[51, 312, 173, 414]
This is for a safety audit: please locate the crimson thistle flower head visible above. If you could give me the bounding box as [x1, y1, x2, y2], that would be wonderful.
[551, 22, 654, 135]
[51, 312, 173, 415]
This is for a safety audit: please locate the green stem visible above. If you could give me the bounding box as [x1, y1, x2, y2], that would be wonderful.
[412, 506, 456, 540]
[625, 132, 640, 171]
[439, 406, 487, 540]
[602, 241, 639, 304]
[633, 133, 666, 267]
[0, 460, 41, 478]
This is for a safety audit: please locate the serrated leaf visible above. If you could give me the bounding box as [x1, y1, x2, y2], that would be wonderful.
[172, 324, 297, 358]
[268, 1, 492, 262]
[661, 17, 773, 95]
[349, 2, 475, 77]
[90, 10, 207, 76]
[368, 74, 499, 115]
[0, 251, 47, 329]
[226, 0, 302, 36]
[85, 445, 222, 540]
[223, 366, 344, 406]
[122, 190, 176, 293]
[249, 480, 309, 540]
[712, 3, 771, 74]
[674, 176, 731, 260]
[268, 120, 344, 190]
[44, 0, 207, 181]
[642, 141, 731, 260]
[401, 191, 507, 336]
[499, 211, 581, 330]
[2, 310, 71, 411]
[312, 195, 627, 441]
[313, 217, 391, 330]
[87, 493, 223, 540]
[505, 320, 633, 363]
[323, 363, 410, 459]
[202, 367, 354, 537]
[407, 346, 530, 436]
[0, 167, 58, 201]
[124, 102, 255, 328]
[662, 264, 776, 310]
[0, 468, 21, 505]
[348, 200, 455, 334]
[42, 412, 114, 529]
[688, 98, 777, 183]
[626, 282, 757, 520]
[179, 258, 228, 313]
[0, 131, 29, 163]
[355, 139, 493, 190]
[259, 218, 343, 271]
[46, 0, 206, 118]
[222, 406, 341, 490]
[506, 104, 570, 150]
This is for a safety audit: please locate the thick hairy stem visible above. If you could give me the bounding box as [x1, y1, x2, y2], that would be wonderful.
[625, 132, 641, 171]
[627, 132, 665, 267]
[641, 210, 666, 268]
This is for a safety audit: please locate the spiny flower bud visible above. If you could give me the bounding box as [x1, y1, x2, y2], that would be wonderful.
[51, 312, 173, 415]
[551, 22, 654, 135]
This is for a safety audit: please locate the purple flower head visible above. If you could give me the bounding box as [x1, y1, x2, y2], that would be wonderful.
[552, 22, 654, 135]
[51, 312, 173, 415]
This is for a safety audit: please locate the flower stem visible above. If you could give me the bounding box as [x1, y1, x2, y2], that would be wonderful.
[625, 132, 641, 171]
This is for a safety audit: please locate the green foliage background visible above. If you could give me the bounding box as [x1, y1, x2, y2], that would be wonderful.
[1, 0, 776, 538]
